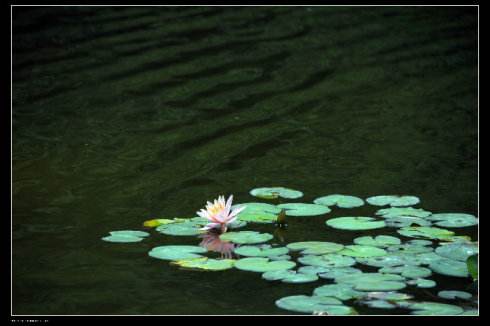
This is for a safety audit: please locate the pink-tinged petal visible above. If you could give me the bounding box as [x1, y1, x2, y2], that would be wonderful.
[229, 205, 246, 218]
[226, 215, 238, 225]
[223, 195, 233, 216]
[197, 210, 209, 218]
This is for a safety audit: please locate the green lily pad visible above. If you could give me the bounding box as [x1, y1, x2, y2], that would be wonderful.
[407, 278, 437, 288]
[435, 242, 478, 262]
[237, 212, 278, 224]
[148, 245, 207, 261]
[379, 265, 432, 278]
[335, 273, 407, 292]
[297, 266, 330, 275]
[438, 290, 472, 300]
[235, 257, 295, 272]
[428, 256, 469, 278]
[277, 203, 331, 216]
[156, 222, 203, 236]
[220, 231, 273, 244]
[286, 241, 344, 255]
[386, 244, 434, 255]
[366, 195, 420, 207]
[384, 216, 432, 228]
[299, 254, 356, 268]
[461, 309, 478, 315]
[356, 254, 418, 268]
[365, 291, 413, 301]
[408, 302, 464, 315]
[397, 226, 455, 240]
[102, 230, 150, 243]
[313, 194, 364, 208]
[318, 267, 363, 280]
[250, 187, 303, 199]
[363, 300, 397, 309]
[376, 207, 432, 218]
[172, 257, 235, 271]
[232, 202, 281, 214]
[426, 213, 478, 228]
[353, 235, 401, 247]
[275, 295, 356, 315]
[143, 218, 177, 227]
[326, 217, 386, 230]
[234, 245, 289, 258]
[313, 283, 365, 301]
[339, 245, 387, 258]
[262, 270, 319, 283]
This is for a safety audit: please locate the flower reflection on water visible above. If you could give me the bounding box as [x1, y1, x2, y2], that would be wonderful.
[198, 230, 237, 259]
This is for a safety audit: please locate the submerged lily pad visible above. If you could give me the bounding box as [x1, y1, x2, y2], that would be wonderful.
[438, 290, 472, 300]
[326, 217, 386, 230]
[148, 245, 207, 261]
[275, 295, 356, 315]
[313, 283, 365, 301]
[299, 254, 356, 268]
[435, 242, 478, 262]
[339, 245, 387, 258]
[277, 203, 331, 216]
[250, 187, 303, 199]
[366, 195, 420, 207]
[172, 257, 235, 271]
[407, 302, 464, 315]
[426, 213, 478, 228]
[102, 230, 150, 243]
[220, 231, 273, 244]
[234, 245, 289, 258]
[286, 241, 344, 255]
[234, 257, 296, 272]
[353, 235, 401, 247]
[262, 270, 319, 283]
[376, 207, 432, 218]
[397, 226, 455, 241]
[313, 195, 364, 208]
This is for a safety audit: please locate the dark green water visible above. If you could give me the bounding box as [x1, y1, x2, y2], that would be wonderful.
[12, 6, 478, 315]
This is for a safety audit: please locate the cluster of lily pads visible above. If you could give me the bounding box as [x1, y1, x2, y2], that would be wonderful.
[102, 187, 478, 315]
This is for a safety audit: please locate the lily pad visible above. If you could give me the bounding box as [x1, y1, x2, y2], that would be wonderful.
[313, 283, 365, 301]
[262, 270, 319, 283]
[379, 265, 432, 278]
[435, 242, 478, 262]
[334, 273, 407, 292]
[234, 245, 289, 258]
[386, 244, 434, 255]
[148, 245, 207, 261]
[428, 256, 469, 278]
[407, 278, 436, 289]
[467, 254, 478, 280]
[299, 254, 356, 268]
[438, 290, 472, 300]
[286, 241, 344, 255]
[237, 212, 278, 224]
[275, 295, 356, 315]
[232, 202, 281, 214]
[366, 195, 420, 207]
[356, 254, 419, 268]
[397, 226, 455, 241]
[339, 245, 387, 258]
[156, 222, 203, 236]
[408, 302, 464, 315]
[365, 291, 413, 301]
[384, 216, 432, 228]
[297, 266, 331, 275]
[172, 257, 235, 271]
[326, 217, 386, 230]
[426, 213, 478, 228]
[220, 231, 273, 244]
[102, 230, 150, 243]
[317, 267, 363, 280]
[363, 300, 397, 309]
[250, 187, 303, 199]
[376, 207, 432, 218]
[235, 257, 295, 272]
[313, 194, 364, 208]
[143, 219, 176, 227]
[353, 235, 401, 247]
[277, 203, 331, 216]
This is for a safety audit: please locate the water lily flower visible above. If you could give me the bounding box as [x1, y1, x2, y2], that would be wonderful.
[197, 195, 245, 233]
